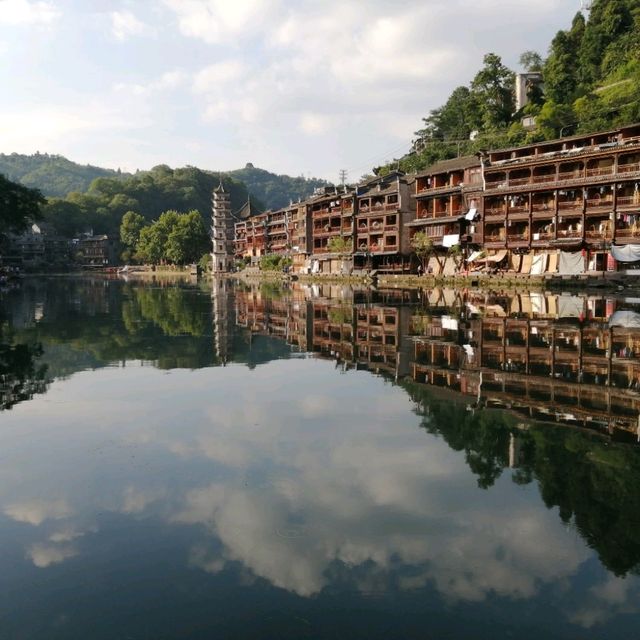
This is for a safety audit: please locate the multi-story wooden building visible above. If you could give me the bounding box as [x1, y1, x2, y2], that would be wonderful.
[353, 171, 414, 273]
[307, 185, 356, 274]
[408, 157, 483, 274]
[480, 123, 640, 273]
[233, 122, 640, 277]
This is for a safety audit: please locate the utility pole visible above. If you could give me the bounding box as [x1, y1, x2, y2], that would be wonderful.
[339, 169, 347, 187]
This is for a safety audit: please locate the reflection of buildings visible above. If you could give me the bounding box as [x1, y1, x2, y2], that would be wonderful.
[411, 290, 640, 435]
[234, 284, 640, 438]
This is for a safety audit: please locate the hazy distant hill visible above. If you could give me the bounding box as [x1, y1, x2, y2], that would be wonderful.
[0, 153, 129, 197]
[228, 163, 330, 210]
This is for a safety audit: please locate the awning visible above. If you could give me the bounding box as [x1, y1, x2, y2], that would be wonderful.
[611, 244, 640, 263]
[484, 249, 507, 263]
[465, 208, 477, 221]
[466, 250, 483, 263]
[442, 234, 460, 248]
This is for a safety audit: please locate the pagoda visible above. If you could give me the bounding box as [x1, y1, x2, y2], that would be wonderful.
[211, 178, 234, 273]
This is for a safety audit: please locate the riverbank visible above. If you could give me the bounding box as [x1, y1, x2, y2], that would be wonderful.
[230, 268, 639, 292]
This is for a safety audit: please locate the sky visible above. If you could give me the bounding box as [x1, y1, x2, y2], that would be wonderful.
[0, 0, 581, 181]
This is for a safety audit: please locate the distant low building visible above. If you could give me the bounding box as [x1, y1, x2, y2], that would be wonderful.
[1, 223, 71, 270]
[75, 234, 116, 267]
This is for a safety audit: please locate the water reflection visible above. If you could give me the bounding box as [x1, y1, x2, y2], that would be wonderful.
[1, 278, 640, 638]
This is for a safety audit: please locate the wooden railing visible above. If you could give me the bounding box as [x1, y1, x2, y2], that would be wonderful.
[558, 201, 583, 211]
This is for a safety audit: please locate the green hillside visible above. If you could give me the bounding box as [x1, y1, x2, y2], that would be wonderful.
[0, 152, 129, 197]
[385, 0, 640, 174]
[228, 163, 329, 210]
[40, 165, 252, 239]
[0, 153, 329, 212]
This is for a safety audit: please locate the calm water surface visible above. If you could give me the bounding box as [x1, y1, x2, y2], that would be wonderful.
[1, 277, 640, 639]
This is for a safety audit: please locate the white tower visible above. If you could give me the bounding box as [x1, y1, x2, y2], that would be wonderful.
[212, 178, 233, 273]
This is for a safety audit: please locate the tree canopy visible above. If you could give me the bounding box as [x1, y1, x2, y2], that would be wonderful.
[383, 0, 640, 174]
[0, 173, 44, 236]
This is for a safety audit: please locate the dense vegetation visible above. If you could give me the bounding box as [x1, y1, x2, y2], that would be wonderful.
[39, 165, 252, 241]
[0, 156, 329, 251]
[0, 173, 44, 237]
[386, 0, 640, 173]
[120, 209, 210, 265]
[0, 152, 129, 197]
[228, 163, 329, 210]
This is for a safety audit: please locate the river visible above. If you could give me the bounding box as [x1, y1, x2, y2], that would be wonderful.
[1, 277, 639, 639]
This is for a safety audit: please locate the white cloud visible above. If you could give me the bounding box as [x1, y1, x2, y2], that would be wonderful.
[299, 113, 332, 136]
[114, 70, 187, 96]
[110, 9, 154, 41]
[193, 61, 247, 94]
[0, 0, 60, 26]
[164, 0, 279, 44]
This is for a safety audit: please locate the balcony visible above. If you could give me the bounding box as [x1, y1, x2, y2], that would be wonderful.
[585, 198, 613, 213]
[484, 235, 506, 248]
[553, 230, 582, 244]
[557, 201, 584, 214]
[617, 195, 640, 209]
[585, 230, 612, 243]
[586, 165, 614, 178]
[531, 173, 557, 184]
[507, 233, 529, 246]
[484, 207, 505, 221]
[359, 202, 398, 214]
[531, 231, 554, 246]
[531, 204, 555, 219]
[614, 228, 640, 242]
[618, 161, 640, 174]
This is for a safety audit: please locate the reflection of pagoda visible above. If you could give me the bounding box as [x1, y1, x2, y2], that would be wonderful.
[211, 278, 235, 365]
[211, 178, 234, 273]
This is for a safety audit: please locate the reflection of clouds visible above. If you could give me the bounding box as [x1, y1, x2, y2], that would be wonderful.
[121, 486, 164, 514]
[4, 499, 72, 525]
[27, 543, 78, 568]
[0, 360, 626, 627]
[162, 361, 591, 603]
[568, 575, 640, 628]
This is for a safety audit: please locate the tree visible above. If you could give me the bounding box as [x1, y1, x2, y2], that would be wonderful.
[165, 211, 209, 265]
[136, 211, 180, 264]
[120, 211, 146, 249]
[519, 50, 543, 72]
[447, 244, 464, 271]
[470, 53, 516, 131]
[0, 173, 44, 236]
[411, 231, 441, 272]
[417, 86, 481, 142]
[327, 235, 353, 256]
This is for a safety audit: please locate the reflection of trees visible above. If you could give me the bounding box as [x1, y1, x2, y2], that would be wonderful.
[0, 320, 50, 410]
[11, 280, 217, 372]
[403, 379, 640, 577]
[404, 380, 515, 489]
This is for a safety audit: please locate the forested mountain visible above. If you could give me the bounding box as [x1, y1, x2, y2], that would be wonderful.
[41, 165, 253, 239]
[228, 164, 329, 210]
[0, 153, 329, 213]
[385, 0, 640, 173]
[0, 153, 129, 197]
